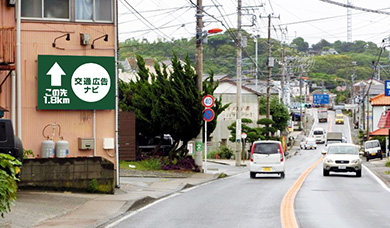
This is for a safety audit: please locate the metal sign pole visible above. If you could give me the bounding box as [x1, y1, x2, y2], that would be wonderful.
[204, 120, 207, 173]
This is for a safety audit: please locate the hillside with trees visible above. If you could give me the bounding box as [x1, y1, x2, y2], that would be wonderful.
[120, 30, 390, 89]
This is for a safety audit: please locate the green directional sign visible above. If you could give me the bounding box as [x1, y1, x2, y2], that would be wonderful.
[38, 55, 115, 110]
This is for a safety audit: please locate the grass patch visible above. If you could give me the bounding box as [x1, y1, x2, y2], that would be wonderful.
[120, 158, 161, 171]
[385, 160, 390, 168]
[385, 171, 390, 175]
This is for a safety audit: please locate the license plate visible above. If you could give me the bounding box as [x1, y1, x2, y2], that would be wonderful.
[338, 165, 346, 169]
[371, 153, 376, 156]
[262, 167, 271, 172]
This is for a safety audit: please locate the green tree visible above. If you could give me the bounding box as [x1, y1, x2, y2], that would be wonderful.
[227, 118, 263, 143]
[291, 37, 309, 52]
[0, 154, 21, 217]
[259, 97, 289, 133]
[257, 118, 276, 140]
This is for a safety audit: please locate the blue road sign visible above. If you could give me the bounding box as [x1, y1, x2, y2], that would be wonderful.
[313, 94, 329, 104]
[203, 108, 215, 122]
[385, 80, 390, 96]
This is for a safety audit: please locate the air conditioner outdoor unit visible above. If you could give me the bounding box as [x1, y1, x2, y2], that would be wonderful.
[7, 0, 16, 6]
[80, 33, 90, 46]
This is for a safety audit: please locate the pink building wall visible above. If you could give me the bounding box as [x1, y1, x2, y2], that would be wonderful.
[1, 1, 117, 165]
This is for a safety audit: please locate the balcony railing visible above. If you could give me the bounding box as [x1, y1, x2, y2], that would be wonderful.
[0, 27, 15, 65]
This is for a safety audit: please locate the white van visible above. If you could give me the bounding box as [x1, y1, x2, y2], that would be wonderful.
[249, 141, 285, 178]
[313, 127, 326, 144]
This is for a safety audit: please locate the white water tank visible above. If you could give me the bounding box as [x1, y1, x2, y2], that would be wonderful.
[41, 140, 55, 158]
[55, 140, 69, 158]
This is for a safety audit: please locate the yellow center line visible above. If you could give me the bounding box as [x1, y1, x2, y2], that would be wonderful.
[328, 114, 332, 132]
[281, 157, 323, 228]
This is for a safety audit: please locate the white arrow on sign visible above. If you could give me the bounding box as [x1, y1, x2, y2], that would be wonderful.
[47, 62, 66, 86]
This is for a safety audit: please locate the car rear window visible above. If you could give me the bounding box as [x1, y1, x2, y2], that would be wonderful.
[366, 141, 380, 148]
[253, 143, 279, 154]
[314, 130, 323, 135]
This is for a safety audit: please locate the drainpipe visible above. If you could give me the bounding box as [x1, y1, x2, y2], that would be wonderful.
[11, 71, 15, 124]
[16, 0, 22, 139]
[114, 0, 120, 188]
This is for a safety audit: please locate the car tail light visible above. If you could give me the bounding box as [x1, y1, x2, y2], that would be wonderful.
[279, 144, 284, 162]
[250, 144, 255, 162]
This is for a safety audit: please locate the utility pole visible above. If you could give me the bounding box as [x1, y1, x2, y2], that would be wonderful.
[255, 35, 258, 91]
[281, 43, 285, 105]
[195, 0, 203, 170]
[259, 14, 279, 118]
[351, 61, 356, 123]
[299, 66, 303, 131]
[266, 14, 271, 119]
[235, 0, 242, 166]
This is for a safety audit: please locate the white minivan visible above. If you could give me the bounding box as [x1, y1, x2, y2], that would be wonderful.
[313, 127, 326, 144]
[249, 141, 285, 178]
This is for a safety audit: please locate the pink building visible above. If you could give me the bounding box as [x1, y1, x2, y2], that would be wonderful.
[0, 0, 118, 168]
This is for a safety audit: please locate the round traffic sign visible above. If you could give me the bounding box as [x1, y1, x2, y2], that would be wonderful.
[202, 95, 214, 108]
[203, 108, 215, 122]
[241, 133, 247, 139]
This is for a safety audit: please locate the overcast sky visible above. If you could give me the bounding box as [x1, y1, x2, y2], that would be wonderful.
[118, 0, 390, 46]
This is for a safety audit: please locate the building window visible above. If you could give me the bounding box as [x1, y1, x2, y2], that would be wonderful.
[21, 0, 112, 22]
[21, 0, 70, 19]
[75, 0, 112, 22]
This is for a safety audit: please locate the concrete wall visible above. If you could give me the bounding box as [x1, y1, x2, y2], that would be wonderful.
[19, 157, 115, 194]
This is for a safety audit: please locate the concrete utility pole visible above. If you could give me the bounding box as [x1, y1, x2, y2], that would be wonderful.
[281, 43, 286, 105]
[195, 0, 203, 170]
[266, 14, 271, 119]
[235, 0, 242, 166]
[299, 66, 303, 130]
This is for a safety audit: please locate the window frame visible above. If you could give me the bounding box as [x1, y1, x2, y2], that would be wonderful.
[21, 0, 71, 22]
[21, 0, 113, 23]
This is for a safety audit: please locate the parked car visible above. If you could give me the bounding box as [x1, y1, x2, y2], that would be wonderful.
[322, 143, 363, 177]
[300, 137, 317, 150]
[249, 141, 285, 179]
[363, 140, 383, 161]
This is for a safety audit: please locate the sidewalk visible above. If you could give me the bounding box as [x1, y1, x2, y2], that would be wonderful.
[0, 160, 248, 228]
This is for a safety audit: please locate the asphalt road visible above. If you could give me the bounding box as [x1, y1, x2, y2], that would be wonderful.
[296, 110, 390, 228]
[110, 109, 390, 228]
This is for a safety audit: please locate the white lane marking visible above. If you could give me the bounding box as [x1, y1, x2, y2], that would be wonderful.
[363, 164, 390, 193]
[105, 192, 181, 228]
[105, 172, 245, 227]
[344, 115, 352, 144]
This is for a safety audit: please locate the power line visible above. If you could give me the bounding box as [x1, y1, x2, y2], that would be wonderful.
[120, 0, 175, 41]
[319, 0, 390, 15]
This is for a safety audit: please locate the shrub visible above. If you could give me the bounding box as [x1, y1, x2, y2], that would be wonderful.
[219, 146, 233, 159]
[0, 154, 21, 217]
[162, 156, 199, 172]
[87, 179, 98, 193]
[140, 158, 162, 170]
[207, 151, 218, 159]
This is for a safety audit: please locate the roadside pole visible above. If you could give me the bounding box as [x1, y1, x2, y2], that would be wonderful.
[202, 95, 214, 173]
[204, 119, 207, 173]
[195, 0, 203, 171]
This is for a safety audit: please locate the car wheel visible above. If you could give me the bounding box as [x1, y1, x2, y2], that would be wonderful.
[366, 157, 370, 162]
[323, 169, 329, 176]
[380, 155, 383, 160]
[356, 170, 362, 177]
[280, 172, 285, 179]
[250, 172, 256, 179]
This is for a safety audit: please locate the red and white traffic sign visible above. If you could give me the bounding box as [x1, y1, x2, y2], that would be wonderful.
[203, 108, 215, 122]
[202, 95, 214, 108]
